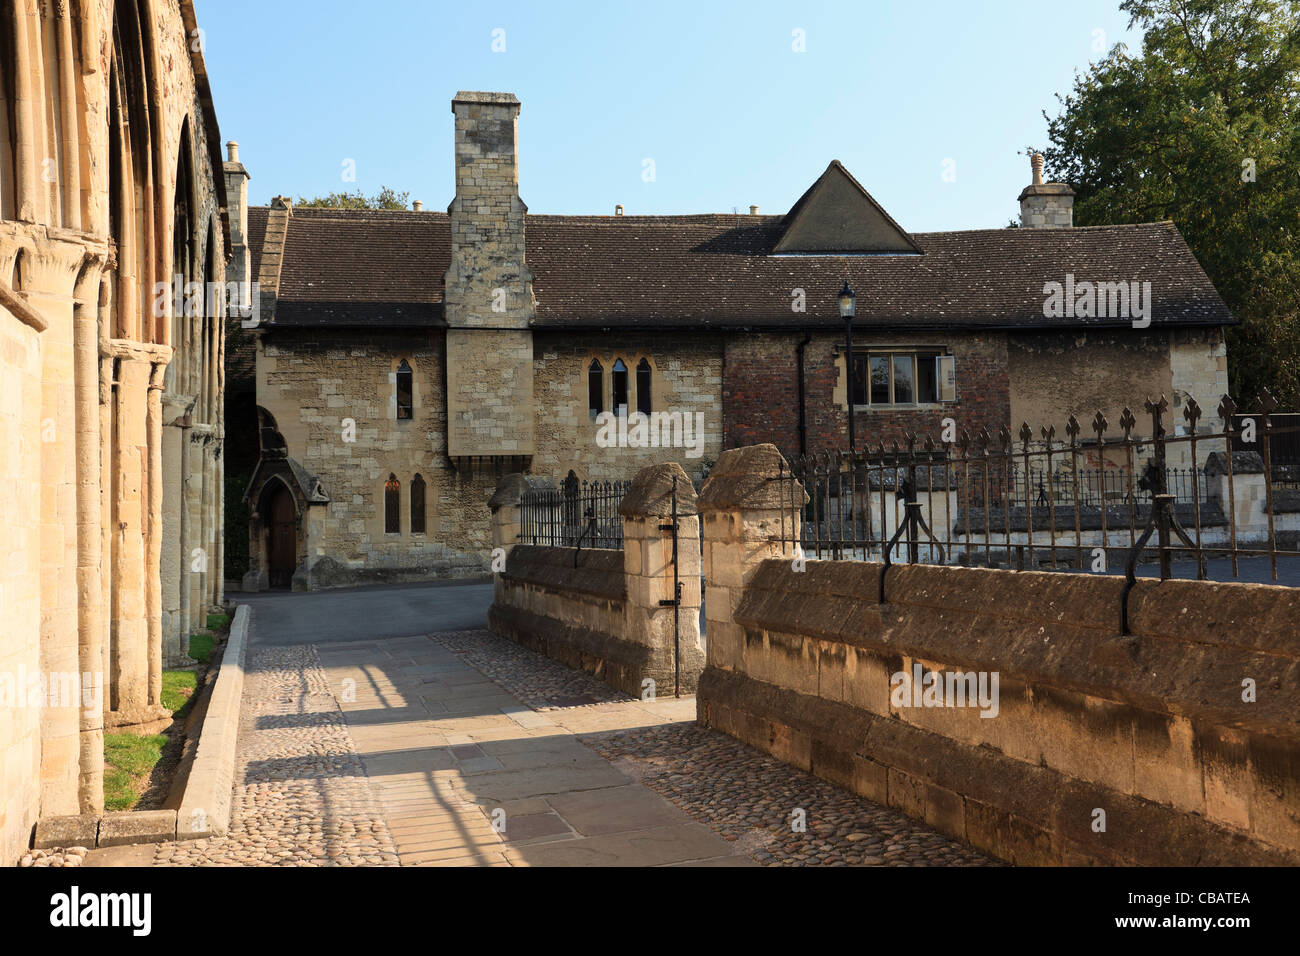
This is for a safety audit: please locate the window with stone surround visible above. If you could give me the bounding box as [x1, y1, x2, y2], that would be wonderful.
[384, 474, 400, 534]
[410, 474, 426, 534]
[636, 359, 652, 415]
[612, 359, 628, 416]
[395, 359, 413, 419]
[588, 360, 604, 418]
[852, 350, 955, 407]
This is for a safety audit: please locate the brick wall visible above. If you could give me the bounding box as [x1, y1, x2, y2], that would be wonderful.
[723, 331, 1011, 456]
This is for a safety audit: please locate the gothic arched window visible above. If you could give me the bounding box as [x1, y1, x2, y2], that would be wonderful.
[636, 358, 652, 415]
[612, 359, 628, 416]
[396, 359, 413, 420]
[384, 474, 400, 533]
[410, 474, 426, 535]
[588, 360, 604, 418]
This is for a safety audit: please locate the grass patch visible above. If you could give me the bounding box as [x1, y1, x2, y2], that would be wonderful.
[103, 733, 167, 811]
[188, 633, 215, 664]
[161, 669, 197, 715]
[206, 612, 230, 631]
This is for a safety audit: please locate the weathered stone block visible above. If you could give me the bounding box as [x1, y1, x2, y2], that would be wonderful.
[97, 810, 176, 847]
[33, 814, 99, 850]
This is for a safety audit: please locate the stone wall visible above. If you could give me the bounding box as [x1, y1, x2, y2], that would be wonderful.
[1009, 331, 1172, 436]
[696, 443, 1300, 866]
[1, 0, 227, 863]
[0, 303, 44, 867]
[1171, 326, 1231, 422]
[254, 328, 490, 587]
[532, 331, 723, 484]
[488, 462, 704, 698]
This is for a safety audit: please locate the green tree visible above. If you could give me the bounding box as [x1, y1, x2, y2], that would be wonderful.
[1040, 0, 1300, 406]
[291, 185, 411, 210]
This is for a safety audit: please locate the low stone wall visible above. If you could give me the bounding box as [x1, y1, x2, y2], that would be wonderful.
[699, 558, 1300, 865]
[488, 545, 644, 695]
[488, 462, 704, 699]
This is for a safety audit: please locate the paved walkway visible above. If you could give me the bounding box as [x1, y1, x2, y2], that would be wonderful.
[88, 600, 993, 867]
[237, 578, 494, 646]
[323, 634, 745, 866]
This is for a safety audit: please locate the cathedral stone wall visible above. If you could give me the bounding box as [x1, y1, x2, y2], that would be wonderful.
[0, 0, 226, 864]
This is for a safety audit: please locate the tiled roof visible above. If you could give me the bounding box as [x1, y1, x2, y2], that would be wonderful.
[246, 207, 1235, 331]
[270, 207, 447, 326]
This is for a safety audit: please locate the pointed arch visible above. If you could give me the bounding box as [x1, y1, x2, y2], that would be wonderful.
[169, 116, 196, 392]
[636, 358, 652, 415]
[395, 358, 413, 419]
[587, 359, 604, 418]
[107, 0, 160, 342]
[384, 474, 400, 534]
[410, 473, 426, 534]
[612, 358, 628, 416]
[202, 216, 220, 422]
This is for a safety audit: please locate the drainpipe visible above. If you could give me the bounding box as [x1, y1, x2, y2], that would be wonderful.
[796, 332, 812, 457]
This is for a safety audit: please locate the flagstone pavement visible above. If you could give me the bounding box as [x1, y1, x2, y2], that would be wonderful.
[87, 620, 994, 867]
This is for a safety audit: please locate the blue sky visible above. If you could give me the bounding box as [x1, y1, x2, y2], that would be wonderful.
[197, 0, 1139, 232]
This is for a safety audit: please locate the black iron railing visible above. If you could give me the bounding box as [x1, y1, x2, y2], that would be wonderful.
[774, 391, 1300, 586]
[519, 478, 631, 550]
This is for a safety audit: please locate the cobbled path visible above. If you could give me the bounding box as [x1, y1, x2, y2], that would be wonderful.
[140, 628, 993, 867]
[153, 645, 399, 866]
[437, 628, 994, 867]
[433, 628, 629, 710]
[585, 722, 999, 867]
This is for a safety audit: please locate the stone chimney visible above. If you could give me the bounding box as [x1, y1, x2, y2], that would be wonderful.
[1018, 152, 1074, 228]
[443, 91, 535, 460]
[222, 140, 250, 300]
[444, 91, 533, 329]
[412, 200, 423, 211]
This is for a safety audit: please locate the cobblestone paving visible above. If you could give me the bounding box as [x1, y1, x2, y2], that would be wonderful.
[438, 628, 995, 866]
[583, 724, 1000, 867]
[433, 628, 630, 710]
[152, 645, 399, 866]
[122, 628, 993, 867]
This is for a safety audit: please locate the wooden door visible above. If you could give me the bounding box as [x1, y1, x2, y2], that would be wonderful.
[267, 484, 297, 589]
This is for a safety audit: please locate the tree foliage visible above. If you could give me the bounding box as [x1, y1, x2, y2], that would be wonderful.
[291, 186, 411, 210]
[1040, 0, 1300, 405]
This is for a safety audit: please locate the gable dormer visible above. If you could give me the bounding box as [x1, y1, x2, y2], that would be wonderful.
[774, 160, 921, 255]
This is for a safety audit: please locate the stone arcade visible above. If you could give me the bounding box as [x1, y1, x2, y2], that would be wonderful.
[0, 0, 227, 865]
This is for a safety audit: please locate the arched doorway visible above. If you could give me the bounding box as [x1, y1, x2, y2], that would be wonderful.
[263, 481, 297, 589]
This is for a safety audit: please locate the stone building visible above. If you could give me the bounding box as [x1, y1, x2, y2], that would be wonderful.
[0, 0, 227, 864]
[234, 91, 1233, 591]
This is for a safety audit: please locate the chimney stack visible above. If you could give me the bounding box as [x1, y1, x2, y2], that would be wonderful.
[615, 204, 624, 216]
[442, 92, 536, 461]
[444, 91, 532, 330]
[749, 204, 759, 215]
[412, 200, 423, 211]
[222, 140, 251, 301]
[1018, 152, 1074, 228]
